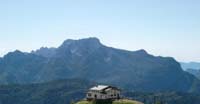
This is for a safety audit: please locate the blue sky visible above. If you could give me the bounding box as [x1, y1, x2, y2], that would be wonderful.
[0, 0, 200, 62]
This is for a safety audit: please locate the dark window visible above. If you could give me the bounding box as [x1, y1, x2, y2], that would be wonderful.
[117, 94, 120, 99]
[94, 94, 97, 98]
[88, 93, 91, 96]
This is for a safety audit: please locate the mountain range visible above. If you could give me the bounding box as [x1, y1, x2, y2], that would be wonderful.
[180, 62, 200, 80]
[186, 69, 200, 80]
[0, 37, 200, 93]
[180, 62, 200, 70]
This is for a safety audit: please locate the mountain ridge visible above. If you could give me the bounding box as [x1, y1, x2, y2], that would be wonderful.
[181, 62, 200, 70]
[0, 37, 200, 93]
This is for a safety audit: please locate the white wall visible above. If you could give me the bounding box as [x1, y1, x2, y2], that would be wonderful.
[87, 89, 121, 100]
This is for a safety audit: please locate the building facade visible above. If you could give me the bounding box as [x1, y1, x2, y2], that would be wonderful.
[86, 85, 121, 100]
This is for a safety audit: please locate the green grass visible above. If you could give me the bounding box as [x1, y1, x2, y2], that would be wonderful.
[76, 99, 143, 104]
[76, 100, 92, 104]
[113, 99, 143, 104]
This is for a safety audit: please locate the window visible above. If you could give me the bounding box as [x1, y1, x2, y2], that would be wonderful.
[88, 93, 91, 96]
[94, 94, 97, 98]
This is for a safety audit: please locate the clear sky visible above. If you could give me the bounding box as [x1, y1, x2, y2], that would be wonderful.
[0, 0, 200, 62]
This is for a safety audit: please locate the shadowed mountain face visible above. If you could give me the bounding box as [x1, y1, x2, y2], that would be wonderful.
[0, 37, 200, 93]
[186, 69, 200, 80]
[0, 50, 46, 84]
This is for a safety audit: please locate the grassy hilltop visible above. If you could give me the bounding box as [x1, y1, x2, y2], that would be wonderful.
[76, 99, 143, 104]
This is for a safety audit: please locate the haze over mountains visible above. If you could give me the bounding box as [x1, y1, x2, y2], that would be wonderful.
[0, 37, 200, 93]
[180, 62, 200, 80]
[181, 62, 200, 70]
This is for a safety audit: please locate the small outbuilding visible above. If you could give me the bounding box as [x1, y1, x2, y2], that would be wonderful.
[86, 85, 121, 100]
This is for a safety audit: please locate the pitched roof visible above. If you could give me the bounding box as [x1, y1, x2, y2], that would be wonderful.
[90, 85, 109, 91]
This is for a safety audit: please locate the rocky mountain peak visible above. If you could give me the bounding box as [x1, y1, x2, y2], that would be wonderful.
[61, 37, 102, 48]
[136, 49, 148, 54]
[58, 37, 102, 56]
[4, 50, 24, 57]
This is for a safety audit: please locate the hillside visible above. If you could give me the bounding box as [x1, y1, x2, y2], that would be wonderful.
[125, 91, 200, 104]
[186, 68, 200, 79]
[76, 99, 143, 104]
[0, 37, 200, 93]
[0, 79, 94, 104]
[0, 79, 200, 104]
